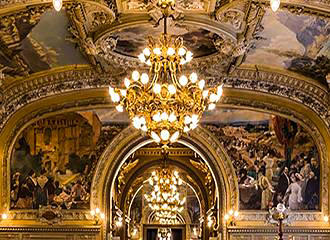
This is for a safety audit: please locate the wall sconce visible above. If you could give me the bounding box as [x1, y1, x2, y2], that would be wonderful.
[224, 209, 239, 226]
[1, 213, 8, 220]
[90, 208, 105, 225]
[323, 215, 329, 223]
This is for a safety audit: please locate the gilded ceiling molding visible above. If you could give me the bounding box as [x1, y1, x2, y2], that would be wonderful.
[1, 63, 328, 135]
[221, 65, 330, 127]
[253, 0, 330, 18]
[0, 0, 115, 14]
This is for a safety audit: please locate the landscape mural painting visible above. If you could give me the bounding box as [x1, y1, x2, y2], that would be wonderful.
[204, 109, 320, 211]
[10, 111, 126, 210]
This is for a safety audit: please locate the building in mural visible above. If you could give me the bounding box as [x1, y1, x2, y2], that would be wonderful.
[10, 111, 126, 210]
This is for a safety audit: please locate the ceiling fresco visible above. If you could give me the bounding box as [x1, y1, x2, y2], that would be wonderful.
[111, 23, 218, 58]
[20, 9, 88, 73]
[245, 9, 330, 85]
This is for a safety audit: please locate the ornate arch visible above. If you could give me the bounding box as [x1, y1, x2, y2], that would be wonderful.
[91, 125, 237, 231]
[0, 67, 328, 225]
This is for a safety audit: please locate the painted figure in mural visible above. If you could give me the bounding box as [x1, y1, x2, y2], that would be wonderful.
[284, 173, 303, 210]
[206, 111, 320, 211]
[258, 166, 274, 210]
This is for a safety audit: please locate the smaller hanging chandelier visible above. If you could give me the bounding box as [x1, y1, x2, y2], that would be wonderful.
[108, 0, 223, 145]
[144, 168, 185, 224]
[158, 228, 172, 240]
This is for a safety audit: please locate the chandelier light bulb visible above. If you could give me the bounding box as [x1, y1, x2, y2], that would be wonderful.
[132, 70, 140, 81]
[210, 93, 218, 102]
[53, 0, 63, 12]
[100, 213, 105, 219]
[183, 126, 190, 132]
[153, 112, 161, 122]
[116, 105, 124, 112]
[141, 125, 148, 132]
[168, 113, 177, 122]
[95, 208, 100, 214]
[108, 86, 115, 95]
[146, 59, 152, 66]
[133, 116, 141, 129]
[153, 83, 161, 94]
[270, 0, 280, 12]
[208, 103, 216, 110]
[189, 72, 198, 83]
[151, 131, 161, 143]
[190, 123, 198, 130]
[202, 90, 209, 99]
[167, 47, 175, 56]
[161, 112, 169, 121]
[141, 73, 149, 84]
[179, 75, 188, 86]
[170, 131, 179, 142]
[90, 210, 95, 216]
[153, 47, 162, 55]
[198, 80, 205, 90]
[112, 93, 120, 103]
[120, 89, 127, 97]
[186, 51, 193, 62]
[184, 115, 191, 125]
[217, 84, 223, 97]
[143, 48, 151, 56]
[178, 47, 186, 56]
[191, 114, 199, 124]
[124, 78, 130, 88]
[168, 84, 176, 94]
[138, 53, 146, 63]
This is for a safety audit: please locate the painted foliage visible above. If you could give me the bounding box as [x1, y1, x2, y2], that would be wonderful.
[204, 109, 320, 211]
[10, 111, 126, 210]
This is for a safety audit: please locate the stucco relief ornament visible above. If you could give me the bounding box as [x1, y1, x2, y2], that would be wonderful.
[38, 205, 63, 225]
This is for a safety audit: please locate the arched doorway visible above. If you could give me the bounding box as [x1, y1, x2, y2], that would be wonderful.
[92, 126, 238, 239]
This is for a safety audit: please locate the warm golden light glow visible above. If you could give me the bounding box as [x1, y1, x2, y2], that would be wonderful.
[144, 168, 185, 224]
[108, 0, 223, 145]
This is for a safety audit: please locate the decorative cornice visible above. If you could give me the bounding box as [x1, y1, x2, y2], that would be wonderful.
[1, 64, 328, 135]
[0, 226, 100, 233]
[221, 65, 330, 127]
[228, 227, 330, 234]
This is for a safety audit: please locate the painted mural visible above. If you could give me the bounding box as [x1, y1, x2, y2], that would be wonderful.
[20, 10, 88, 73]
[112, 23, 218, 58]
[204, 109, 320, 211]
[10, 112, 126, 210]
[245, 9, 330, 85]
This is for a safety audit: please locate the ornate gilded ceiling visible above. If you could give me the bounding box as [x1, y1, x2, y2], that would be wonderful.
[0, 0, 329, 138]
[0, 0, 329, 86]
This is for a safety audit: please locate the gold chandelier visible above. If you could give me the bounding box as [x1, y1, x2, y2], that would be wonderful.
[144, 168, 185, 224]
[108, 0, 223, 145]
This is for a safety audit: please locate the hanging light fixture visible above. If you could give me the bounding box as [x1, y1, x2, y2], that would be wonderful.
[109, 0, 223, 145]
[144, 168, 185, 224]
[270, 0, 280, 12]
[53, 0, 63, 11]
